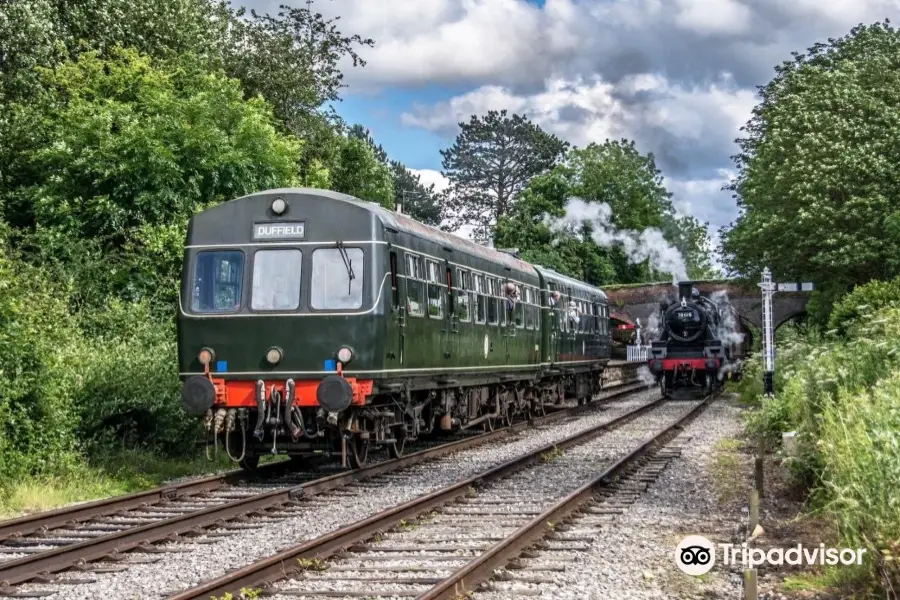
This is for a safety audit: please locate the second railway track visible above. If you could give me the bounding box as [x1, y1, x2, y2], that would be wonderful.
[0, 377, 648, 598]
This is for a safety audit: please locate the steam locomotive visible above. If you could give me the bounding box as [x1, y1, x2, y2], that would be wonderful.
[647, 281, 742, 399]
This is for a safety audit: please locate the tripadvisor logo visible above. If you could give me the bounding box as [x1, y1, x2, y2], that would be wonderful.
[675, 536, 868, 575]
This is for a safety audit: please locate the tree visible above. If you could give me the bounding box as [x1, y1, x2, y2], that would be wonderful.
[223, 3, 374, 138]
[495, 170, 617, 284]
[440, 110, 569, 242]
[567, 140, 674, 230]
[348, 124, 442, 225]
[721, 20, 900, 290]
[1, 48, 300, 310]
[663, 215, 720, 279]
[331, 136, 394, 209]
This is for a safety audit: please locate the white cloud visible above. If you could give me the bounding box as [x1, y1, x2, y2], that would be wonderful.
[410, 168, 450, 193]
[673, 0, 753, 35]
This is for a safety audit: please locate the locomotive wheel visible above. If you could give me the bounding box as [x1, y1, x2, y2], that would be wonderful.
[239, 453, 260, 471]
[348, 435, 370, 469]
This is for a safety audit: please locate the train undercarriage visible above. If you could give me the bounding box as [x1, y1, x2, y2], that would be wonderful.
[201, 370, 607, 470]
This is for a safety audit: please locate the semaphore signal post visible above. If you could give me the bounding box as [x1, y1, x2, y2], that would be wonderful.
[759, 267, 814, 396]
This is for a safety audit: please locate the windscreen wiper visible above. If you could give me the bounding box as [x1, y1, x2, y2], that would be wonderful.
[336, 241, 355, 294]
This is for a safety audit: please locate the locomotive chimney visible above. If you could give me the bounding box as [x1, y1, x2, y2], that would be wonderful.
[677, 281, 694, 301]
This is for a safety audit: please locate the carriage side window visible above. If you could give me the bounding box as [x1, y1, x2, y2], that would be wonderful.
[405, 253, 424, 317]
[310, 247, 363, 310]
[473, 273, 486, 324]
[192, 250, 244, 313]
[456, 268, 471, 322]
[524, 287, 535, 330]
[251, 249, 302, 311]
[487, 277, 499, 325]
[426, 259, 443, 319]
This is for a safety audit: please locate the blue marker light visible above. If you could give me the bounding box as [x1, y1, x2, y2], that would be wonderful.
[324, 359, 337, 371]
[216, 360, 228, 372]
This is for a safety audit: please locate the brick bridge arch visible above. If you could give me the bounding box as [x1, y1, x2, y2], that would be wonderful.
[605, 279, 811, 333]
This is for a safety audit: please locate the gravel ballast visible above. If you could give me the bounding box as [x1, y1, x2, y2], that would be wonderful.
[474, 396, 746, 600]
[262, 400, 702, 600]
[17, 387, 659, 600]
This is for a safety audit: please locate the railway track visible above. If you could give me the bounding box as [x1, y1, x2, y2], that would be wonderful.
[164, 391, 710, 600]
[0, 376, 647, 598]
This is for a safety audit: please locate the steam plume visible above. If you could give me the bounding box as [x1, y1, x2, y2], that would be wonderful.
[545, 198, 688, 283]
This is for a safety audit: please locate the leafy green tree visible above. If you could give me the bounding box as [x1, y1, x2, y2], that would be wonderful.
[348, 124, 442, 225]
[567, 140, 674, 229]
[2, 48, 300, 309]
[222, 2, 373, 138]
[721, 20, 900, 289]
[332, 136, 394, 209]
[495, 170, 617, 284]
[663, 214, 720, 279]
[440, 110, 569, 242]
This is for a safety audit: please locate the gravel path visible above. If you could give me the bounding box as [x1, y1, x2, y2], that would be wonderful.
[473, 395, 746, 600]
[16, 387, 658, 600]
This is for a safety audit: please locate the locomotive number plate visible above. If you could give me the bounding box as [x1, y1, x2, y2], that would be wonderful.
[676, 310, 694, 320]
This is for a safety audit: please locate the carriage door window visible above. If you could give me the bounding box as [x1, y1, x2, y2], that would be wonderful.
[515, 285, 525, 328]
[426, 259, 443, 319]
[405, 254, 424, 317]
[310, 247, 364, 310]
[192, 250, 244, 313]
[390, 251, 399, 310]
[487, 277, 499, 325]
[251, 249, 302, 311]
[524, 288, 535, 329]
[473, 274, 486, 324]
[456, 268, 471, 321]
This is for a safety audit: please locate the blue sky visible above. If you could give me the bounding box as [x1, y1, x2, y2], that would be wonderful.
[249, 0, 899, 237]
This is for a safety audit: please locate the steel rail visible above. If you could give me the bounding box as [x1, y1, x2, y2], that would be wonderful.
[418, 395, 711, 600]
[0, 462, 290, 542]
[165, 391, 665, 599]
[0, 380, 648, 589]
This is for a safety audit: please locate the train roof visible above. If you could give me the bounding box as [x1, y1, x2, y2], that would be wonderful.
[531, 264, 608, 302]
[222, 188, 539, 275]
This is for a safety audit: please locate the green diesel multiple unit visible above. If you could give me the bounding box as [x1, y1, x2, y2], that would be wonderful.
[178, 188, 612, 468]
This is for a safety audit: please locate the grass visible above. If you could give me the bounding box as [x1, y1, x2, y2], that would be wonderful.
[709, 437, 746, 505]
[0, 448, 283, 520]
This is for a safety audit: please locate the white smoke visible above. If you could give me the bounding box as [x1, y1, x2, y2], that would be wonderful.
[709, 290, 746, 348]
[644, 311, 661, 345]
[545, 198, 688, 283]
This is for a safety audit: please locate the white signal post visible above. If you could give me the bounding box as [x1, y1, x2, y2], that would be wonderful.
[759, 267, 814, 396]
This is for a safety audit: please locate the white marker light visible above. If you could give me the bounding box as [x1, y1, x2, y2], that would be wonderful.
[271, 198, 287, 215]
[266, 347, 283, 365]
[337, 346, 353, 364]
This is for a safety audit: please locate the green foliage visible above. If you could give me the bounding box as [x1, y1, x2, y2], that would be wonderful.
[3, 48, 299, 308]
[441, 109, 569, 242]
[827, 276, 900, 336]
[495, 141, 716, 285]
[495, 170, 617, 283]
[332, 136, 394, 209]
[739, 300, 900, 592]
[722, 20, 900, 285]
[348, 124, 442, 224]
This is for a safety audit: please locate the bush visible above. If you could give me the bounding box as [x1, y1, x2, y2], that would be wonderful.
[738, 300, 900, 592]
[1, 228, 198, 495]
[827, 276, 900, 336]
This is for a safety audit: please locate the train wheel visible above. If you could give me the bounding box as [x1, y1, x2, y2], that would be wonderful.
[387, 428, 406, 459]
[239, 453, 260, 471]
[348, 435, 369, 469]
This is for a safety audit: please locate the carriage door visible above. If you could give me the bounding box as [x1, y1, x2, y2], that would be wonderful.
[444, 261, 457, 361]
[390, 251, 405, 365]
[548, 282, 561, 363]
